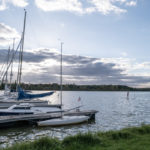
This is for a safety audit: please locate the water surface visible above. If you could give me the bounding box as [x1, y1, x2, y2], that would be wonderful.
[0, 91, 150, 147]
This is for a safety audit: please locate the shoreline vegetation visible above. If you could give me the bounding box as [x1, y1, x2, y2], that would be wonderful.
[0, 83, 150, 91]
[2, 125, 150, 150]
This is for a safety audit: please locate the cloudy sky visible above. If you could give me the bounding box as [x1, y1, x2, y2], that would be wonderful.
[0, 0, 150, 87]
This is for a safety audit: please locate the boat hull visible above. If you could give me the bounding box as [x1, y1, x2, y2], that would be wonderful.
[0, 100, 48, 107]
[0, 105, 62, 116]
[38, 116, 89, 127]
[0, 111, 33, 116]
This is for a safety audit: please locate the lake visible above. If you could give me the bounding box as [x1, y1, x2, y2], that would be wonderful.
[0, 91, 150, 148]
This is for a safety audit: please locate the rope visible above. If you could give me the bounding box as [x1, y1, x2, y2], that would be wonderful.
[0, 49, 9, 80]
[0, 39, 22, 84]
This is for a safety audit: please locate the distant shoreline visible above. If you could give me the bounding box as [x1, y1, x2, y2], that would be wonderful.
[1, 83, 150, 91]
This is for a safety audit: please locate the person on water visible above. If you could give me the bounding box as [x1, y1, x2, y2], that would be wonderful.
[127, 91, 129, 99]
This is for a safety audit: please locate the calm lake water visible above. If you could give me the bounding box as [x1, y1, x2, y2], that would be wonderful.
[0, 91, 150, 147]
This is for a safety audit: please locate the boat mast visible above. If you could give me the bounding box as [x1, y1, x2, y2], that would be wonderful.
[10, 39, 15, 91]
[60, 42, 63, 117]
[5, 46, 10, 89]
[18, 9, 27, 86]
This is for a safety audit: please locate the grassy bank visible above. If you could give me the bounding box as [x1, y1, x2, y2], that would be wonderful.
[2, 125, 150, 150]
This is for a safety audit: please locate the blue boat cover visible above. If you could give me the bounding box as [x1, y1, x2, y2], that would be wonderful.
[17, 87, 54, 100]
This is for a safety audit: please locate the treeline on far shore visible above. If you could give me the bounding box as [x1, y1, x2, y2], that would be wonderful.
[0, 83, 150, 91]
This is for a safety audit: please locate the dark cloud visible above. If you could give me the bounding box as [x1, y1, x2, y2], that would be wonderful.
[22, 73, 58, 84]
[0, 49, 10, 63]
[0, 48, 98, 64]
[0, 49, 49, 63]
[1, 48, 150, 87]
[0, 37, 8, 42]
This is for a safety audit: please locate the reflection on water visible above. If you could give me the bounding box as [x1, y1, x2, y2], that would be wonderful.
[1, 91, 150, 148]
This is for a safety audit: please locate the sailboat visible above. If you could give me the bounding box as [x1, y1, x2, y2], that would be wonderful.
[38, 115, 89, 126]
[0, 10, 62, 108]
[4, 39, 17, 97]
[16, 10, 55, 100]
[3, 47, 11, 96]
[37, 43, 89, 127]
[0, 103, 62, 116]
[0, 44, 16, 99]
[1, 10, 54, 101]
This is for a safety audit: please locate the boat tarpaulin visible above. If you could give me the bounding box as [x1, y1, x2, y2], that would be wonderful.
[17, 87, 54, 100]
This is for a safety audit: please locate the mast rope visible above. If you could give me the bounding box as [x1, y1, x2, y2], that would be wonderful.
[0, 39, 22, 84]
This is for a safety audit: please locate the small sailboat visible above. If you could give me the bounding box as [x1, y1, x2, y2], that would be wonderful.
[0, 10, 55, 101]
[0, 103, 62, 116]
[38, 115, 89, 126]
[16, 10, 55, 100]
[37, 42, 89, 127]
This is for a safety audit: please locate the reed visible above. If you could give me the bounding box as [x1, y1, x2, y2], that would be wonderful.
[3, 125, 150, 150]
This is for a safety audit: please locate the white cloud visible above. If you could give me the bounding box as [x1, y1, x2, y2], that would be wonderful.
[100, 57, 150, 79]
[0, 0, 6, 11]
[126, 1, 137, 6]
[34, 0, 83, 14]
[100, 57, 134, 71]
[0, 0, 137, 15]
[34, 0, 138, 15]
[0, 0, 28, 11]
[87, 0, 127, 15]
[121, 52, 127, 57]
[0, 48, 149, 87]
[9, 0, 28, 7]
[0, 23, 20, 46]
[85, 7, 96, 13]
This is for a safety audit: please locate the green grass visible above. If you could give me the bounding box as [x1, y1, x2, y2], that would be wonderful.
[2, 125, 150, 150]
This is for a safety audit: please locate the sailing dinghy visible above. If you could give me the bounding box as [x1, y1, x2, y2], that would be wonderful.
[38, 115, 89, 126]
[37, 43, 89, 127]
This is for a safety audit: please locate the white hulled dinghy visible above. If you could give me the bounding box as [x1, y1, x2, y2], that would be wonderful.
[37, 43, 89, 127]
[38, 115, 89, 127]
